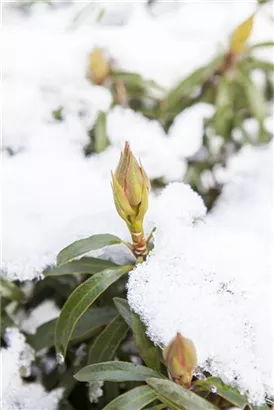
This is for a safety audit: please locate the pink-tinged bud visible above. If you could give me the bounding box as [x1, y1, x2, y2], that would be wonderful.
[163, 332, 197, 389]
[111, 142, 150, 225]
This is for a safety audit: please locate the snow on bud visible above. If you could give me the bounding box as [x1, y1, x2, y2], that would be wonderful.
[163, 332, 197, 389]
[229, 14, 254, 55]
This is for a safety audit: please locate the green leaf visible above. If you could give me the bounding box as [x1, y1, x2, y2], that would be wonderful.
[44, 257, 118, 277]
[238, 66, 266, 122]
[93, 111, 109, 154]
[88, 314, 129, 364]
[214, 76, 233, 138]
[132, 313, 161, 371]
[248, 41, 274, 50]
[57, 234, 122, 266]
[74, 361, 164, 382]
[1, 307, 15, 334]
[146, 405, 167, 410]
[163, 57, 221, 115]
[147, 378, 219, 410]
[0, 278, 24, 302]
[192, 377, 248, 409]
[113, 297, 132, 326]
[28, 306, 116, 351]
[55, 265, 131, 357]
[102, 385, 158, 410]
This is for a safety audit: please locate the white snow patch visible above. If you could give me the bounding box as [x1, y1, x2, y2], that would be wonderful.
[107, 106, 186, 181]
[0, 328, 63, 410]
[168, 103, 215, 158]
[127, 144, 273, 404]
[20, 300, 60, 335]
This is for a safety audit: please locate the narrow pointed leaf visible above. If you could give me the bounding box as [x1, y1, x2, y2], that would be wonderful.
[102, 385, 158, 410]
[94, 111, 108, 154]
[147, 378, 219, 410]
[74, 361, 164, 382]
[57, 234, 121, 266]
[113, 297, 132, 326]
[238, 66, 266, 122]
[28, 306, 116, 351]
[163, 56, 222, 116]
[55, 265, 131, 357]
[88, 314, 129, 364]
[132, 313, 161, 371]
[0, 278, 24, 302]
[44, 257, 118, 277]
[192, 377, 248, 408]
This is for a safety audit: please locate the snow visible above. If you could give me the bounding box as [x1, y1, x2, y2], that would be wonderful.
[107, 106, 186, 181]
[168, 103, 215, 158]
[0, 328, 63, 410]
[20, 300, 60, 335]
[127, 143, 273, 404]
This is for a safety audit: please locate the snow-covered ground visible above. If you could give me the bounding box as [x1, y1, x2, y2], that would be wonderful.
[128, 142, 274, 405]
[2, 1, 273, 407]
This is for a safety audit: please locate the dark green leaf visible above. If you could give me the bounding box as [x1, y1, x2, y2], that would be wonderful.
[113, 297, 132, 326]
[57, 234, 121, 266]
[1, 308, 15, 334]
[88, 314, 129, 364]
[146, 405, 167, 410]
[28, 306, 117, 351]
[102, 385, 158, 410]
[147, 378, 219, 410]
[192, 377, 248, 409]
[44, 257, 118, 277]
[55, 265, 131, 357]
[132, 313, 161, 371]
[74, 361, 164, 382]
[0, 278, 24, 301]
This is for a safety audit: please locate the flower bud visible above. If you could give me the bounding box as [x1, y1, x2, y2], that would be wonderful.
[163, 332, 197, 389]
[229, 14, 254, 55]
[111, 142, 150, 226]
[88, 47, 110, 85]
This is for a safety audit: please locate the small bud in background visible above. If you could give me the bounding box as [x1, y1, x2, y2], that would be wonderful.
[163, 332, 197, 389]
[88, 47, 110, 85]
[111, 142, 150, 259]
[229, 14, 254, 55]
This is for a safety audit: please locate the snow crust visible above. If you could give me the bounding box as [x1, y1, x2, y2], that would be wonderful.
[127, 144, 273, 404]
[0, 328, 63, 410]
